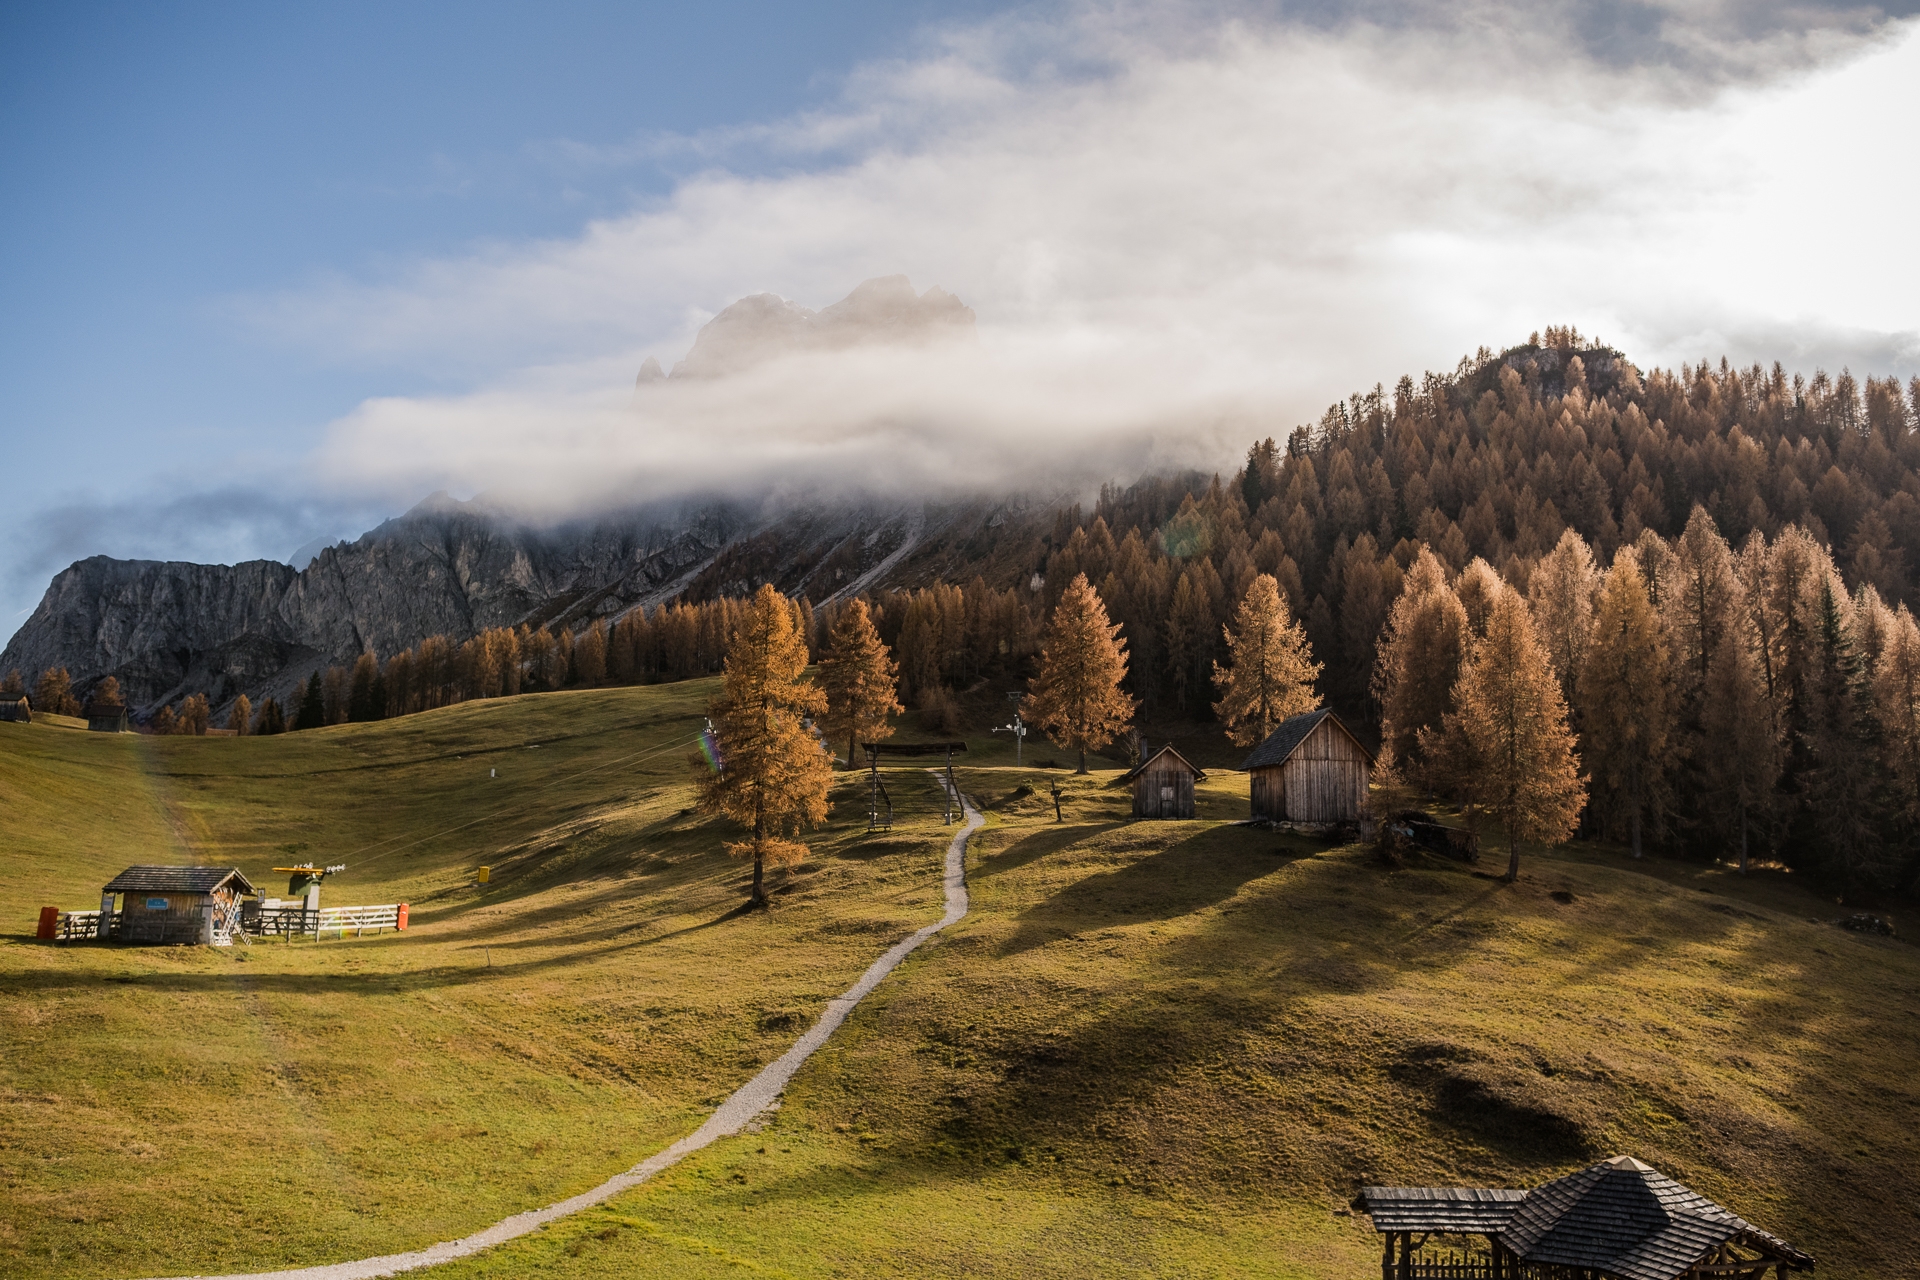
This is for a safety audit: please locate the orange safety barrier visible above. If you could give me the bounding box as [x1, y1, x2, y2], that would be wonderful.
[396, 903, 409, 931]
[36, 906, 58, 940]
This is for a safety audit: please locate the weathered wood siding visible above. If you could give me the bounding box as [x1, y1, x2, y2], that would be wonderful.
[1249, 719, 1369, 821]
[117, 890, 211, 944]
[1132, 756, 1197, 819]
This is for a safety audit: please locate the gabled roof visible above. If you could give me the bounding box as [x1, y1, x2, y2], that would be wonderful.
[0, 691, 28, 704]
[1501, 1156, 1811, 1280]
[1122, 744, 1206, 783]
[1359, 1186, 1528, 1234]
[1360, 1157, 1813, 1280]
[103, 866, 255, 895]
[1239, 708, 1374, 771]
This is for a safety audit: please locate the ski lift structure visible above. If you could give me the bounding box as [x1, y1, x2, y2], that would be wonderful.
[860, 740, 967, 830]
[992, 691, 1028, 765]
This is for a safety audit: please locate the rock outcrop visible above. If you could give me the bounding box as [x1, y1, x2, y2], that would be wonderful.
[0, 489, 1052, 718]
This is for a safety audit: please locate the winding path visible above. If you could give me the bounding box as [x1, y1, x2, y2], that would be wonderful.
[162, 776, 982, 1280]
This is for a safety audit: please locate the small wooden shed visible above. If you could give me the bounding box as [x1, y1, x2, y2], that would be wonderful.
[1241, 708, 1373, 823]
[86, 700, 130, 733]
[101, 866, 256, 945]
[0, 692, 29, 723]
[1123, 745, 1206, 819]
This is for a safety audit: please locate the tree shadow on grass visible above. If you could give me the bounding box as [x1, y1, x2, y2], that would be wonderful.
[971, 823, 1126, 880]
[996, 825, 1291, 956]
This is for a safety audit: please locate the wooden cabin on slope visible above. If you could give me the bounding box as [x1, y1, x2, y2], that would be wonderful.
[101, 866, 256, 944]
[0, 692, 29, 723]
[1241, 708, 1372, 823]
[86, 699, 130, 733]
[1123, 745, 1205, 819]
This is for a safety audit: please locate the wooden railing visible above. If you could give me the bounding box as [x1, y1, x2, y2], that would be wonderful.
[52, 910, 114, 941]
[316, 904, 405, 937]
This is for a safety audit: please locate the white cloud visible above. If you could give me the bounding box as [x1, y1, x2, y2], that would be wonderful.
[270, 3, 1920, 513]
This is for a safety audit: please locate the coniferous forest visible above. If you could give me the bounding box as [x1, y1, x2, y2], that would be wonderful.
[51, 328, 1918, 896]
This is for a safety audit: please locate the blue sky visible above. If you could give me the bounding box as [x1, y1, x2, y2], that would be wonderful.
[3, 1, 1918, 631]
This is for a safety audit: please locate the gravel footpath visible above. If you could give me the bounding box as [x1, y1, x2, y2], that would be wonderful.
[159, 776, 982, 1280]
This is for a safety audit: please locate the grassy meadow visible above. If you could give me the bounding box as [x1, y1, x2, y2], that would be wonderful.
[1, 687, 1915, 1279]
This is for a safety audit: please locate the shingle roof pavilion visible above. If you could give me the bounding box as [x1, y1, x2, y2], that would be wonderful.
[103, 866, 256, 895]
[1360, 1156, 1813, 1280]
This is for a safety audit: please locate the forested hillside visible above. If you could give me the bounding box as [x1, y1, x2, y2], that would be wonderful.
[23, 328, 1915, 890]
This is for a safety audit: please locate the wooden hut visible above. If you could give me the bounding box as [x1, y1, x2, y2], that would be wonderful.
[0, 692, 29, 723]
[1123, 744, 1206, 819]
[86, 699, 130, 733]
[1359, 1154, 1813, 1279]
[101, 866, 256, 945]
[1241, 708, 1372, 823]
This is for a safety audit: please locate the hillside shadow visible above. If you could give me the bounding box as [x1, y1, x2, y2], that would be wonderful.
[997, 825, 1289, 956]
[972, 823, 1125, 880]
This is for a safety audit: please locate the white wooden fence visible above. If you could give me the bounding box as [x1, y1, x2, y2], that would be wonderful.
[315, 904, 405, 937]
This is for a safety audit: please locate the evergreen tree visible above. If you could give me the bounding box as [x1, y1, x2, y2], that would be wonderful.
[179, 693, 210, 735]
[1212, 573, 1321, 747]
[1528, 529, 1599, 708]
[1577, 549, 1677, 858]
[34, 668, 77, 716]
[295, 671, 326, 731]
[255, 697, 286, 736]
[1024, 573, 1136, 773]
[1700, 606, 1783, 873]
[818, 599, 904, 769]
[347, 653, 382, 722]
[1373, 548, 1470, 783]
[694, 583, 832, 908]
[229, 694, 252, 736]
[1450, 587, 1586, 880]
[1794, 577, 1890, 890]
[1872, 605, 1920, 854]
[574, 621, 608, 685]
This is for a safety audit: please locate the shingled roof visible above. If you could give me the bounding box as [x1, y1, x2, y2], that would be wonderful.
[1359, 1186, 1528, 1234]
[1121, 744, 1207, 783]
[103, 866, 255, 895]
[1360, 1157, 1813, 1280]
[1502, 1156, 1811, 1280]
[1239, 708, 1373, 771]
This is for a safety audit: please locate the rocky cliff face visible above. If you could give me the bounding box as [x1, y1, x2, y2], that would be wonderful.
[0, 489, 1052, 718]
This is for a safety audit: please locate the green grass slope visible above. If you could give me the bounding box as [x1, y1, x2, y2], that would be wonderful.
[2, 698, 1915, 1279]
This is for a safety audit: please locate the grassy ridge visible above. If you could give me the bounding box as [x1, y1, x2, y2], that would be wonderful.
[2, 695, 1916, 1279]
[0, 689, 959, 1277]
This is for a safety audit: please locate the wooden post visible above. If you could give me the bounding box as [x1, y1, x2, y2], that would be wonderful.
[1381, 1233, 1394, 1280]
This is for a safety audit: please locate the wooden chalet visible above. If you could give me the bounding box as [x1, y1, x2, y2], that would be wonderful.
[0, 692, 29, 723]
[1122, 744, 1205, 819]
[86, 699, 130, 733]
[1359, 1155, 1813, 1280]
[101, 866, 256, 945]
[1240, 708, 1372, 823]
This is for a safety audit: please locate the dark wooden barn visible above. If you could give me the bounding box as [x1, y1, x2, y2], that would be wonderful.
[101, 866, 257, 945]
[1123, 745, 1206, 819]
[1359, 1155, 1813, 1279]
[86, 699, 130, 733]
[1241, 708, 1373, 823]
[0, 692, 29, 723]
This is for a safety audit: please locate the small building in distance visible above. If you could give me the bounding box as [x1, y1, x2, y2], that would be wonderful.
[86, 700, 130, 733]
[101, 866, 257, 945]
[1124, 744, 1206, 819]
[0, 692, 29, 723]
[1241, 708, 1373, 823]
